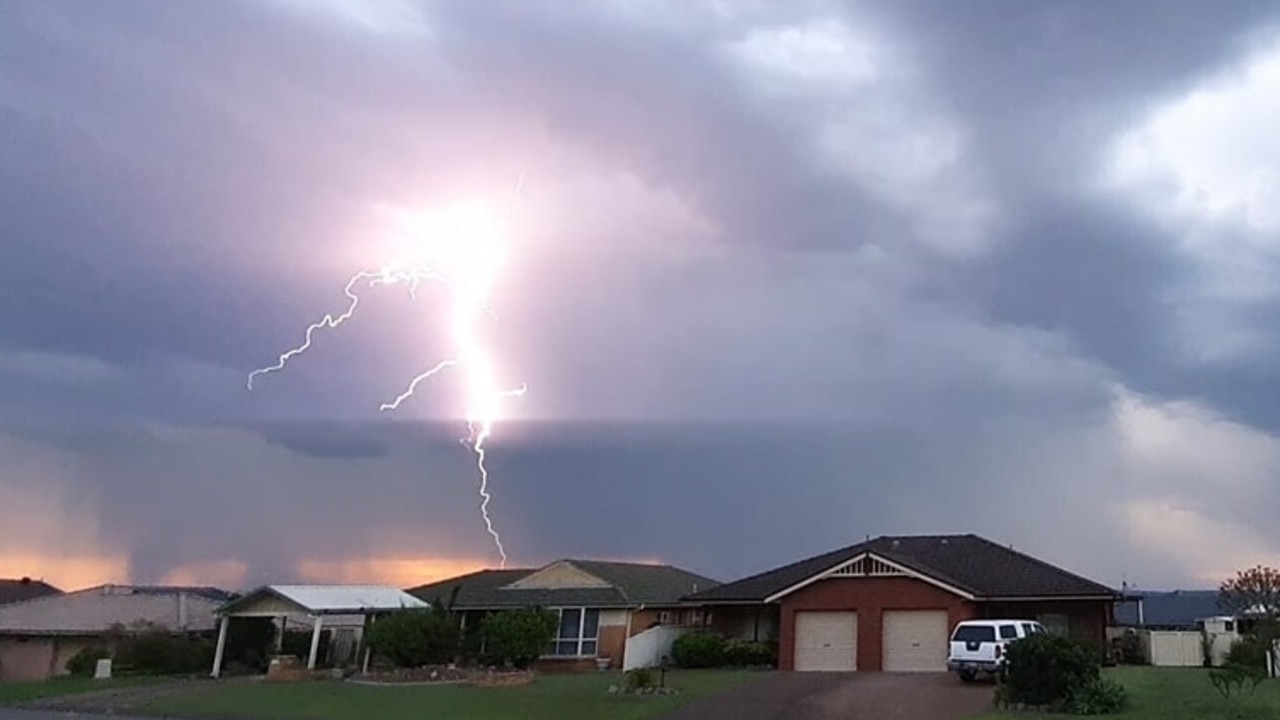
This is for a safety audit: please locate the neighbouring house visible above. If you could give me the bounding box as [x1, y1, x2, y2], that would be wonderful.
[0, 578, 61, 606]
[210, 584, 429, 677]
[1113, 589, 1222, 630]
[684, 533, 1121, 672]
[408, 559, 720, 671]
[0, 584, 232, 682]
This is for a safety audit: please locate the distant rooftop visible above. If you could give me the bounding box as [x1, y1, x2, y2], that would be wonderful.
[0, 577, 62, 606]
[408, 559, 720, 609]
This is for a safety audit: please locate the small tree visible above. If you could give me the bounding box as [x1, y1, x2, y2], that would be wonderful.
[365, 604, 461, 668]
[481, 607, 558, 669]
[1001, 632, 1101, 710]
[1218, 565, 1280, 619]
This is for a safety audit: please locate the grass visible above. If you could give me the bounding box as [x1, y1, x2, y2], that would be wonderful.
[969, 666, 1280, 720]
[0, 674, 176, 704]
[141, 669, 756, 720]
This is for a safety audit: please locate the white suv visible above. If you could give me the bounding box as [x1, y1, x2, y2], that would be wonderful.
[946, 619, 1046, 682]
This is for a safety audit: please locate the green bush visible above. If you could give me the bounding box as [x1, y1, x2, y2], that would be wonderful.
[723, 637, 776, 667]
[365, 605, 462, 668]
[1068, 675, 1129, 715]
[480, 607, 558, 669]
[65, 646, 111, 677]
[113, 628, 214, 675]
[626, 666, 656, 690]
[1224, 636, 1270, 671]
[671, 630, 727, 668]
[1002, 632, 1101, 709]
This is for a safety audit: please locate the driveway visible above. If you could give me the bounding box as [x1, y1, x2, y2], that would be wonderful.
[662, 672, 993, 720]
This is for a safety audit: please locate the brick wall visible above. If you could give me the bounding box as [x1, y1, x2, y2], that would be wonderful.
[779, 577, 975, 671]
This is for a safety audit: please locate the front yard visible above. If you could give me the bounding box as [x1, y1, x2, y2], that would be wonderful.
[970, 666, 1280, 720]
[0, 674, 175, 704]
[139, 670, 756, 720]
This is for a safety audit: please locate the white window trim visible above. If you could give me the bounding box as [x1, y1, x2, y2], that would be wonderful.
[544, 607, 600, 658]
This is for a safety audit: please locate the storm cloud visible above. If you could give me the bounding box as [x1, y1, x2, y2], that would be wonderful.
[3, 0, 1280, 592]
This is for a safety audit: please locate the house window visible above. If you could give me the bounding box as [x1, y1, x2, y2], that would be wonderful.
[1038, 613, 1070, 637]
[546, 608, 600, 657]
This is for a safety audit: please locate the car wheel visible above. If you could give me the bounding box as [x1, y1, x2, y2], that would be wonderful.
[958, 670, 976, 683]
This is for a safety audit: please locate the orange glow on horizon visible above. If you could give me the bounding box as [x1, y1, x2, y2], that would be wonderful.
[0, 554, 131, 592]
[295, 557, 493, 588]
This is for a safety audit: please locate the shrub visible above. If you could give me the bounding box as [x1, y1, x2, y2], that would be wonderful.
[65, 646, 111, 677]
[671, 630, 726, 669]
[113, 628, 214, 675]
[1068, 675, 1129, 715]
[723, 637, 776, 667]
[1224, 636, 1270, 672]
[1001, 632, 1101, 710]
[626, 666, 656, 690]
[366, 605, 462, 668]
[480, 607, 558, 669]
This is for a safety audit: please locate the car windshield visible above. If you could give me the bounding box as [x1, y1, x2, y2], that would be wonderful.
[952, 625, 996, 642]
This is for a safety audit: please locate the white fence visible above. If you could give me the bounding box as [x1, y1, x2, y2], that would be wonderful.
[1107, 628, 1240, 667]
[622, 625, 689, 671]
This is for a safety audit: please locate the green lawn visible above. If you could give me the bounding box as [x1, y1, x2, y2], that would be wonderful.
[141, 670, 756, 720]
[0, 674, 175, 704]
[969, 666, 1280, 720]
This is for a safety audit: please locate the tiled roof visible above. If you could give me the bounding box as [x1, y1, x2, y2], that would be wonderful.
[0, 578, 61, 606]
[685, 534, 1118, 603]
[407, 561, 720, 610]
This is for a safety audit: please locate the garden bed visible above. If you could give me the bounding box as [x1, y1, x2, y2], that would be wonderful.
[349, 665, 535, 688]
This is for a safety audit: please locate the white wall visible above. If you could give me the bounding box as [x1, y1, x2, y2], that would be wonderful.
[623, 625, 689, 671]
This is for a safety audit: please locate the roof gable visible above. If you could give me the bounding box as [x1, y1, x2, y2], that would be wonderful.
[685, 534, 1118, 603]
[502, 561, 612, 590]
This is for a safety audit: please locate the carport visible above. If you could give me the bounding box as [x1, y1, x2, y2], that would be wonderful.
[210, 584, 428, 677]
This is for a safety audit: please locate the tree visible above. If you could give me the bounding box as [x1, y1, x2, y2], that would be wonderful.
[480, 607, 558, 669]
[365, 604, 461, 667]
[1218, 565, 1280, 619]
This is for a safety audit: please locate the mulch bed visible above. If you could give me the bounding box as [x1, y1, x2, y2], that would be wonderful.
[349, 665, 535, 687]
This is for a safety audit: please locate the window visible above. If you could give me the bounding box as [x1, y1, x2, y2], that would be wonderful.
[952, 625, 996, 642]
[999, 624, 1019, 640]
[546, 608, 600, 657]
[1038, 614, 1070, 637]
[1225, 620, 1236, 633]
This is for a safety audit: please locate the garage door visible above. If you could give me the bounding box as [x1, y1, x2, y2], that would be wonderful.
[794, 611, 857, 671]
[882, 610, 949, 672]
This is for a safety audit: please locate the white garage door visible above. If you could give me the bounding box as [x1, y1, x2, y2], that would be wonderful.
[882, 610, 949, 672]
[794, 611, 857, 672]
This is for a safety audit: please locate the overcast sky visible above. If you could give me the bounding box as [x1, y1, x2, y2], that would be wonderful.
[3, 0, 1280, 593]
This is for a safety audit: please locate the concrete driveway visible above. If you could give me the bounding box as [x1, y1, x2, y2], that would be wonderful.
[662, 672, 994, 720]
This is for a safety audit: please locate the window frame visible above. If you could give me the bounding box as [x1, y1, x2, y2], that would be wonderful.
[544, 607, 601, 658]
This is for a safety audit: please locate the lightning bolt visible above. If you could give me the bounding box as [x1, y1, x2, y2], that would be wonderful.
[248, 178, 527, 568]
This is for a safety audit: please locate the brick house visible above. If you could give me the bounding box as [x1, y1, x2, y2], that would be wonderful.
[408, 559, 719, 671]
[685, 534, 1121, 672]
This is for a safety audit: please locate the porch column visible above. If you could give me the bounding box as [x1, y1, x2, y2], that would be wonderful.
[361, 614, 376, 674]
[307, 615, 324, 670]
[275, 616, 285, 653]
[210, 615, 230, 678]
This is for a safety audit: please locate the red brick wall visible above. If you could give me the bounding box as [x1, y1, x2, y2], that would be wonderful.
[779, 577, 976, 671]
[977, 600, 1112, 654]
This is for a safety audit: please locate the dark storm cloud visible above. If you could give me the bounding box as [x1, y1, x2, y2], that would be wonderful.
[4, 0, 1280, 590]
